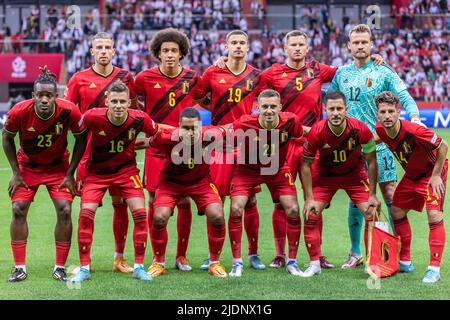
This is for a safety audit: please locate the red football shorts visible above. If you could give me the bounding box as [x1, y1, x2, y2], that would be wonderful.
[230, 166, 297, 201]
[81, 166, 144, 203]
[393, 161, 448, 212]
[12, 164, 73, 202]
[154, 176, 222, 212]
[312, 174, 370, 205]
[143, 152, 166, 193]
[76, 156, 122, 198]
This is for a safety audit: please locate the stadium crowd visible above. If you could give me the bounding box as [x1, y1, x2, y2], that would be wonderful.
[0, 1, 449, 101]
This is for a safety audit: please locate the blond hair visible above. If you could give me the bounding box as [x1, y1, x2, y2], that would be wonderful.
[348, 24, 372, 40]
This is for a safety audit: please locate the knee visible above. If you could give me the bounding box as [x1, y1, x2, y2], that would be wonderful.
[284, 202, 299, 217]
[152, 211, 168, 226]
[230, 203, 244, 217]
[57, 204, 72, 224]
[12, 202, 28, 223]
[209, 211, 225, 225]
[428, 211, 443, 224]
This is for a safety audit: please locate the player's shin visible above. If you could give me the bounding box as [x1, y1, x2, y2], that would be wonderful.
[304, 214, 321, 261]
[272, 203, 287, 258]
[348, 202, 363, 256]
[228, 214, 243, 261]
[132, 209, 148, 265]
[150, 219, 168, 264]
[429, 219, 446, 267]
[207, 218, 226, 263]
[286, 215, 301, 261]
[244, 201, 259, 256]
[394, 216, 412, 262]
[78, 208, 96, 267]
[176, 202, 192, 258]
[112, 201, 129, 256]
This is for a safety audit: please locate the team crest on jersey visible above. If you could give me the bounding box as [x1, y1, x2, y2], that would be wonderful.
[307, 68, 314, 78]
[128, 128, 136, 140]
[27, 127, 35, 132]
[280, 131, 288, 143]
[365, 77, 373, 87]
[89, 82, 96, 89]
[246, 80, 253, 91]
[182, 81, 190, 94]
[402, 141, 412, 154]
[55, 122, 63, 135]
[348, 137, 356, 150]
[154, 83, 161, 89]
[219, 78, 226, 84]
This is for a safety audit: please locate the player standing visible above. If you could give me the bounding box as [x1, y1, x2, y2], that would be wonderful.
[70, 80, 158, 282]
[375, 91, 447, 284]
[228, 89, 304, 276]
[328, 24, 422, 269]
[146, 107, 227, 278]
[3, 67, 87, 282]
[65, 32, 136, 273]
[193, 30, 265, 271]
[135, 28, 198, 272]
[301, 91, 380, 277]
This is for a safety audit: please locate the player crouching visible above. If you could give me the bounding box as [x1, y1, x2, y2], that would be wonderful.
[375, 91, 448, 284]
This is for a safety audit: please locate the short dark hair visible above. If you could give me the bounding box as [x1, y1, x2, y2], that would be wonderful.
[91, 32, 115, 45]
[258, 89, 281, 103]
[150, 28, 190, 61]
[107, 80, 129, 96]
[284, 30, 308, 44]
[226, 30, 249, 43]
[34, 65, 57, 92]
[375, 91, 399, 108]
[180, 107, 201, 120]
[325, 91, 347, 105]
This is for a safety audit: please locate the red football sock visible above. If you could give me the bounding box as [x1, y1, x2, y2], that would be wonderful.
[55, 241, 71, 266]
[244, 201, 259, 256]
[11, 240, 27, 266]
[112, 202, 128, 255]
[176, 202, 192, 258]
[131, 209, 148, 265]
[286, 215, 301, 260]
[228, 215, 243, 259]
[364, 218, 373, 257]
[78, 208, 96, 266]
[429, 220, 446, 267]
[207, 219, 226, 262]
[394, 216, 412, 262]
[303, 214, 321, 261]
[150, 222, 167, 264]
[318, 214, 323, 247]
[272, 203, 287, 257]
[147, 200, 154, 236]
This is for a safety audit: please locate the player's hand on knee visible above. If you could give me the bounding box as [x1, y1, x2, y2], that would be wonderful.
[214, 56, 228, 69]
[428, 176, 444, 199]
[303, 200, 317, 221]
[8, 174, 29, 198]
[58, 175, 76, 197]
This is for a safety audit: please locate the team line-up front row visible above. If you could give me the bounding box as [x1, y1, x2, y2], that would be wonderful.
[3, 74, 447, 283]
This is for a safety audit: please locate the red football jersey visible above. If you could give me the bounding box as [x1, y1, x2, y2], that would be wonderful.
[150, 126, 225, 184]
[65, 66, 136, 114]
[260, 61, 337, 126]
[193, 64, 262, 125]
[81, 108, 158, 175]
[376, 120, 444, 180]
[4, 98, 86, 169]
[135, 66, 200, 159]
[303, 117, 373, 177]
[231, 112, 303, 172]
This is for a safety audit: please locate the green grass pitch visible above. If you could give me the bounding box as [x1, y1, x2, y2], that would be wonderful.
[0, 129, 449, 300]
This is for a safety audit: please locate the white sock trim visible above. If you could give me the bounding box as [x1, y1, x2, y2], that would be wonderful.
[16, 265, 26, 272]
[428, 266, 440, 272]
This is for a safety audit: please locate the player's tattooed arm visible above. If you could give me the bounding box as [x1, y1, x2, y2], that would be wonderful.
[60, 131, 87, 196]
[195, 95, 211, 111]
[2, 130, 29, 197]
[363, 150, 381, 217]
[429, 139, 448, 198]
